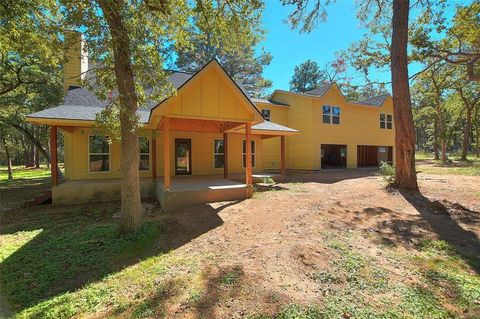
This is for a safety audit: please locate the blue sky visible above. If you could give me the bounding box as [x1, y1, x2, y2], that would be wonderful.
[260, 0, 375, 92]
[259, 0, 461, 94]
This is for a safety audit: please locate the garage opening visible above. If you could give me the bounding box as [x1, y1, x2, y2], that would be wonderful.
[357, 145, 393, 167]
[321, 144, 347, 168]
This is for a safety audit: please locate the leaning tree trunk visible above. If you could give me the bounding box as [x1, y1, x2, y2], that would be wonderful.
[433, 119, 439, 160]
[2, 137, 13, 180]
[391, 0, 419, 190]
[100, 0, 143, 234]
[461, 107, 472, 161]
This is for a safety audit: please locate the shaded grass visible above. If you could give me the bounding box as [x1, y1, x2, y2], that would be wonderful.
[416, 157, 480, 176]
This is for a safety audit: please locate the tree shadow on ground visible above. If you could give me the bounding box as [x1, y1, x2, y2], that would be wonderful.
[0, 200, 239, 314]
[361, 191, 480, 273]
[285, 168, 378, 184]
[0, 176, 51, 210]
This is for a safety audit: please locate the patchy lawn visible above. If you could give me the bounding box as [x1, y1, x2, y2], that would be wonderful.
[0, 169, 479, 318]
[415, 155, 480, 176]
[0, 165, 65, 211]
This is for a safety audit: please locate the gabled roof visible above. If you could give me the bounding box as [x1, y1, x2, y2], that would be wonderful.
[304, 83, 333, 97]
[352, 94, 389, 107]
[26, 59, 264, 124]
[252, 121, 298, 133]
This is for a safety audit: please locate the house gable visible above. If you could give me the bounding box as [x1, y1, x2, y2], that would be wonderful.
[149, 60, 263, 127]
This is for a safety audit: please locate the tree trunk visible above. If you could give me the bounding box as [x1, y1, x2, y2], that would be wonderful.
[99, 0, 143, 234]
[441, 137, 447, 162]
[2, 137, 13, 179]
[461, 107, 472, 161]
[433, 119, 439, 160]
[391, 0, 418, 190]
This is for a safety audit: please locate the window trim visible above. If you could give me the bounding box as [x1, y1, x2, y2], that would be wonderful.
[242, 139, 256, 168]
[213, 138, 225, 169]
[88, 135, 111, 173]
[261, 108, 271, 121]
[322, 105, 341, 125]
[139, 136, 151, 171]
[380, 113, 393, 130]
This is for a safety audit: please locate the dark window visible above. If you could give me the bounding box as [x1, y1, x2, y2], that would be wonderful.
[242, 140, 256, 168]
[380, 113, 393, 129]
[214, 139, 224, 168]
[139, 137, 150, 170]
[89, 136, 110, 172]
[261, 109, 271, 121]
[323, 105, 340, 124]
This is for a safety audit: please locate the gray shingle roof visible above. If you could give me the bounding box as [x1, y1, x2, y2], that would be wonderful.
[252, 121, 298, 132]
[305, 83, 333, 97]
[251, 98, 289, 107]
[353, 94, 389, 107]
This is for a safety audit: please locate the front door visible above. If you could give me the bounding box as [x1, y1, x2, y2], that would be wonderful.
[175, 139, 192, 175]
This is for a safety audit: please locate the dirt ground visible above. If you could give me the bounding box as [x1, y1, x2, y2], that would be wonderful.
[1, 168, 479, 318]
[151, 169, 480, 318]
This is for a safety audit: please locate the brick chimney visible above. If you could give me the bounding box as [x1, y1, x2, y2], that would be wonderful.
[64, 31, 88, 95]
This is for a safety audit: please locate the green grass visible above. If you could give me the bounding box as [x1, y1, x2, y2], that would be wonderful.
[252, 235, 479, 319]
[0, 165, 53, 185]
[0, 205, 205, 318]
[415, 156, 480, 176]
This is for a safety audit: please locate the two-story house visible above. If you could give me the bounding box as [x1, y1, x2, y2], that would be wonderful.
[257, 84, 395, 171]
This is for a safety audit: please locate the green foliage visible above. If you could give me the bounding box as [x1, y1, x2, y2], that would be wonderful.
[377, 161, 395, 185]
[260, 176, 275, 185]
[175, 9, 272, 98]
[289, 59, 325, 93]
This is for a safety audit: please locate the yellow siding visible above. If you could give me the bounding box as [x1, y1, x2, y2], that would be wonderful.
[270, 92, 314, 170]
[269, 86, 395, 170]
[255, 102, 289, 170]
[64, 31, 87, 94]
[165, 65, 254, 123]
[66, 128, 262, 180]
[63, 131, 72, 178]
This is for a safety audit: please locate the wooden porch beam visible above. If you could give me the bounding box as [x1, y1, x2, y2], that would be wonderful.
[223, 132, 228, 179]
[163, 117, 171, 191]
[152, 131, 157, 181]
[245, 123, 253, 196]
[281, 135, 286, 177]
[50, 126, 58, 187]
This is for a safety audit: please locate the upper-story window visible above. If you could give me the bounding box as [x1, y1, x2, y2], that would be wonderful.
[139, 137, 150, 170]
[380, 114, 393, 129]
[89, 135, 110, 172]
[261, 109, 271, 121]
[323, 106, 340, 124]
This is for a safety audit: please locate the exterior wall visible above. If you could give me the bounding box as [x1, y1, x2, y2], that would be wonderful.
[64, 127, 263, 181]
[270, 87, 395, 170]
[256, 102, 289, 170]
[270, 92, 314, 170]
[63, 130, 72, 179]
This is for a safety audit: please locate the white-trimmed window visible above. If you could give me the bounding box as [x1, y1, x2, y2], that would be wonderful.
[242, 140, 256, 168]
[323, 105, 340, 124]
[89, 135, 110, 172]
[139, 137, 150, 170]
[213, 139, 224, 168]
[380, 114, 393, 129]
[261, 109, 271, 121]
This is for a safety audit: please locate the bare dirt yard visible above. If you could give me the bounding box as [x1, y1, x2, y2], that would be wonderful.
[1, 167, 479, 318]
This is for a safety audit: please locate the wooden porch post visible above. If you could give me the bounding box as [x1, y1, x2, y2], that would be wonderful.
[245, 123, 253, 197]
[281, 135, 286, 177]
[163, 117, 171, 191]
[50, 125, 58, 187]
[152, 130, 157, 181]
[223, 132, 228, 179]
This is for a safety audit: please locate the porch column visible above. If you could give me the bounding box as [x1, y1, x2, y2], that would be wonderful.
[152, 130, 157, 181]
[223, 132, 228, 179]
[50, 126, 58, 187]
[163, 117, 171, 191]
[245, 123, 253, 197]
[281, 135, 286, 177]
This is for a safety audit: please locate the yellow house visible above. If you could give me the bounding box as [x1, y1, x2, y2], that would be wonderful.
[25, 33, 297, 211]
[257, 84, 395, 171]
[26, 33, 394, 211]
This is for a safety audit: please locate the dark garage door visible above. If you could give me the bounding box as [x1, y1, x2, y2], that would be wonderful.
[321, 144, 347, 168]
[357, 145, 393, 167]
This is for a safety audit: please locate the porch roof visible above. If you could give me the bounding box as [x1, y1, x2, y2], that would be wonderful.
[227, 120, 299, 136]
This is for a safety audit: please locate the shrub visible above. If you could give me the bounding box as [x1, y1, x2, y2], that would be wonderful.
[377, 161, 395, 185]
